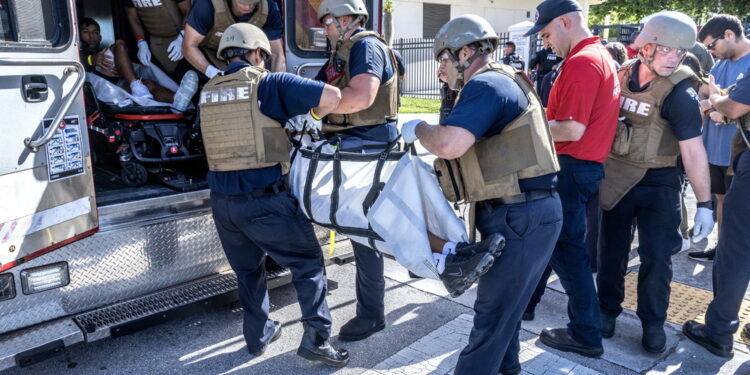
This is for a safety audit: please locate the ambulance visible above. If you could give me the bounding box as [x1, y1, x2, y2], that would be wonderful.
[0, 0, 383, 370]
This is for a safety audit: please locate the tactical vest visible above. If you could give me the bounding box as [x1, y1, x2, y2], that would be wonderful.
[200, 0, 269, 52]
[199, 66, 291, 173]
[599, 60, 701, 210]
[728, 112, 750, 175]
[433, 62, 560, 203]
[322, 31, 399, 132]
[132, 0, 182, 38]
[609, 60, 700, 169]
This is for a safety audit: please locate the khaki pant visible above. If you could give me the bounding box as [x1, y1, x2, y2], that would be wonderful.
[151, 35, 178, 74]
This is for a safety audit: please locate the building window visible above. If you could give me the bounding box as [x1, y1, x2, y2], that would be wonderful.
[0, 0, 71, 49]
[422, 3, 449, 38]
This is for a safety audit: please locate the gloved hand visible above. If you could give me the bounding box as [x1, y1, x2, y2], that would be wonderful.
[401, 119, 424, 144]
[167, 32, 184, 61]
[691, 207, 715, 243]
[285, 110, 322, 133]
[205, 65, 222, 79]
[137, 39, 151, 66]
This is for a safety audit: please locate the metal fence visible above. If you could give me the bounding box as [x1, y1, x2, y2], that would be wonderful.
[394, 32, 509, 99]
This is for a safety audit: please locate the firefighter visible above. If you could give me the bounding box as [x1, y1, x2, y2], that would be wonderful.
[683, 63, 750, 359]
[597, 11, 714, 353]
[501, 41, 525, 71]
[183, 0, 286, 78]
[198, 23, 348, 366]
[124, 0, 191, 75]
[313, 0, 399, 343]
[401, 15, 563, 375]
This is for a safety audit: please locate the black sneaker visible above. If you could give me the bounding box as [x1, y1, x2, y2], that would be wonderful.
[454, 233, 506, 259]
[440, 251, 496, 298]
[688, 248, 716, 262]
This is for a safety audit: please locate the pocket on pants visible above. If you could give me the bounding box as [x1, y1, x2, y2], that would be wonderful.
[504, 206, 535, 239]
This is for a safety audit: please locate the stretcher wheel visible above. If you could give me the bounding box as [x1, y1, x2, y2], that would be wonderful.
[120, 162, 148, 186]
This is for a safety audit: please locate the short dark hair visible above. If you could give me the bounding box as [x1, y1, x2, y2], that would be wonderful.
[681, 52, 705, 78]
[504, 41, 516, 51]
[79, 17, 100, 30]
[699, 14, 744, 42]
[605, 42, 627, 65]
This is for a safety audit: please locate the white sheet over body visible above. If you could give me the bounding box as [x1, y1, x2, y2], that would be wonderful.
[289, 142, 468, 280]
[86, 64, 179, 108]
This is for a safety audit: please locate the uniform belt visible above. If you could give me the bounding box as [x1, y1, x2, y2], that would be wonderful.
[250, 180, 288, 198]
[482, 189, 555, 207]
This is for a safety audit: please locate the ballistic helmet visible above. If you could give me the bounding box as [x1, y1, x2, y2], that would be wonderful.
[236, 0, 260, 4]
[433, 15, 499, 61]
[217, 23, 272, 60]
[317, 0, 369, 24]
[635, 11, 697, 50]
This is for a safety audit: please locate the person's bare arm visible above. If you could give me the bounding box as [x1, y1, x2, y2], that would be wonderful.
[183, 24, 210, 74]
[313, 84, 342, 117]
[710, 94, 750, 119]
[269, 39, 286, 72]
[331, 73, 380, 114]
[679, 136, 712, 203]
[415, 122, 476, 160]
[548, 119, 586, 142]
[125, 8, 146, 41]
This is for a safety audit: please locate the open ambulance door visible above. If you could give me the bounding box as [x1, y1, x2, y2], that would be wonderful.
[0, 0, 98, 276]
[284, 0, 380, 78]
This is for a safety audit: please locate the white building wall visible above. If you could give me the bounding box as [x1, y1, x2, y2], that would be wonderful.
[392, 0, 540, 39]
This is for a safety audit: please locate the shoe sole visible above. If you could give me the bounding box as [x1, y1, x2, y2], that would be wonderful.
[338, 321, 386, 342]
[687, 256, 715, 262]
[683, 325, 734, 358]
[641, 340, 666, 354]
[487, 234, 506, 259]
[449, 253, 495, 298]
[296, 347, 350, 367]
[539, 334, 604, 358]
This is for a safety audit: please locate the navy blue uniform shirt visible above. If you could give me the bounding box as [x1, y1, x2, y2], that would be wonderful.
[315, 28, 397, 143]
[729, 66, 750, 105]
[444, 70, 557, 191]
[627, 61, 702, 188]
[206, 61, 325, 194]
[187, 0, 283, 40]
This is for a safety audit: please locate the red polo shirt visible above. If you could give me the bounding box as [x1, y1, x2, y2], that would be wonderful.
[547, 37, 620, 163]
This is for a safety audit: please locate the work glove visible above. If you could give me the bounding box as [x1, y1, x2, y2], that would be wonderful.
[167, 32, 184, 61]
[401, 119, 423, 144]
[691, 207, 715, 243]
[285, 109, 322, 133]
[137, 39, 151, 66]
[204, 65, 222, 79]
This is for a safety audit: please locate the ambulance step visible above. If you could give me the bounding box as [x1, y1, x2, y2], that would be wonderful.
[70, 272, 227, 342]
[0, 318, 83, 371]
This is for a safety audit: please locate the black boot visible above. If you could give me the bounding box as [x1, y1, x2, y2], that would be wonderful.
[601, 314, 616, 338]
[641, 325, 666, 354]
[249, 320, 283, 356]
[683, 320, 734, 358]
[539, 328, 604, 358]
[297, 326, 350, 367]
[338, 316, 386, 342]
[454, 233, 506, 258]
[440, 251, 496, 298]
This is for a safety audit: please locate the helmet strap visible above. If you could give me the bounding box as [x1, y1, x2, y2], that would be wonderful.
[450, 43, 491, 89]
[333, 15, 365, 51]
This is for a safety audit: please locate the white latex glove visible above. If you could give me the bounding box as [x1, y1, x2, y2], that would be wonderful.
[167, 32, 184, 61]
[401, 119, 424, 144]
[205, 65, 221, 79]
[285, 110, 322, 132]
[691, 207, 715, 243]
[137, 39, 151, 66]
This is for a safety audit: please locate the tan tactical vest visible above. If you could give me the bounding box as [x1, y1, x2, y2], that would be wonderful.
[433, 62, 560, 203]
[323, 31, 399, 132]
[728, 113, 750, 175]
[200, 0, 269, 52]
[132, 0, 182, 38]
[199, 66, 291, 173]
[600, 60, 700, 210]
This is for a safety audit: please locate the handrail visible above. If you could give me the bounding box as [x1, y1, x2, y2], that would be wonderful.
[0, 58, 86, 152]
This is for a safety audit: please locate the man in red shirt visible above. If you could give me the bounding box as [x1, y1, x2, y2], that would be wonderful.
[524, 0, 620, 358]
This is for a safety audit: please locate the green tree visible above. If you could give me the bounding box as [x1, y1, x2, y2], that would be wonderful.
[590, 0, 750, 26]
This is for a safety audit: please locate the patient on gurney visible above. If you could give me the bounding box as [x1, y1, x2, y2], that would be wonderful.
[79, 17, 197, 112]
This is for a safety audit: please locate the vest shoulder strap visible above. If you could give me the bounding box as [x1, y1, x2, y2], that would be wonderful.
[249, 0, 269, 27]
[350, 30, 384, 44]
[211, 0, 227, 13]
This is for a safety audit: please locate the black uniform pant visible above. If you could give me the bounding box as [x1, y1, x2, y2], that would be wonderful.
[211, 191, 332, 353]
[453, 194, 562, 375]
[705, 149, 750, 345]
[597, 181, 681, 327]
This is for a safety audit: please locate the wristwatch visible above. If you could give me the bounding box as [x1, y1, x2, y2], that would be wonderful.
[697, 200, 714, 210]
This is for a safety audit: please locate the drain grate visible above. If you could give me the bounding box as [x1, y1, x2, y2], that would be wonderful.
[622, 272, 750, 343]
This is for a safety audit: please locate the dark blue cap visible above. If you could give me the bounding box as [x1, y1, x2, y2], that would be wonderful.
[524, 0, 583, 36]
